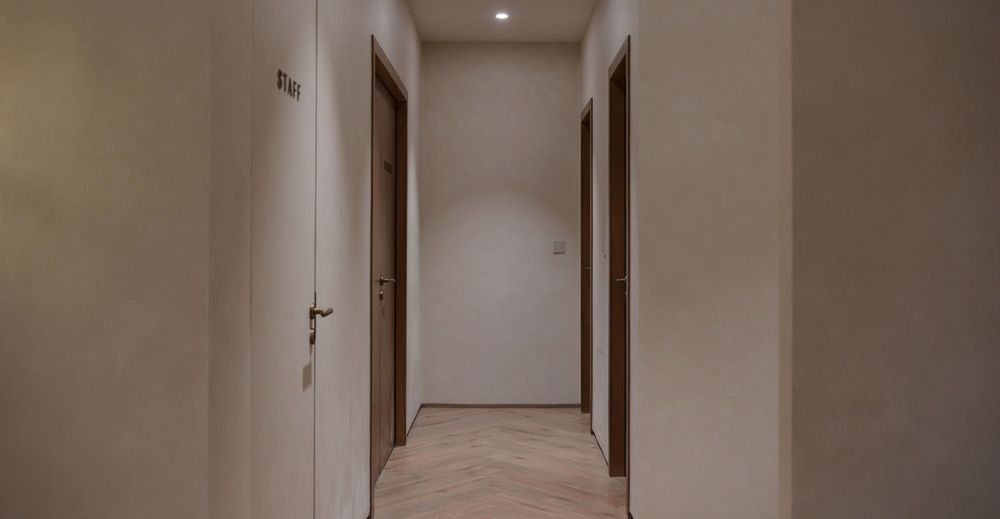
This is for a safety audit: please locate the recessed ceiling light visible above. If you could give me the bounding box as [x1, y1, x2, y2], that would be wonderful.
[495, 12, 509, 20]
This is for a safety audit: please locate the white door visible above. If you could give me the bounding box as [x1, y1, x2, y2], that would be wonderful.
[250, 0, 316, 517]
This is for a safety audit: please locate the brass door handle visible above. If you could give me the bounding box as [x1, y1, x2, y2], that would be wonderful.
[308, 304, 332, 346]
[310, 305, 333, 318]
[377, 276, 396, 285]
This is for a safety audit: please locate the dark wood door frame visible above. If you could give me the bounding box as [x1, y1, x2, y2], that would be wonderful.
[607, 35, 630, 510]
[369, 35, 408, 517]
[581, 98, 594, 420]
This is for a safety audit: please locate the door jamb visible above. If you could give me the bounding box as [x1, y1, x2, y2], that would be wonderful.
[581, 98, 594, 422]
[369, 34, 409, 516]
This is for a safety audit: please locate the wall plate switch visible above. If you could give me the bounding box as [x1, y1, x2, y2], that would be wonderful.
[554, 240, 567, 255]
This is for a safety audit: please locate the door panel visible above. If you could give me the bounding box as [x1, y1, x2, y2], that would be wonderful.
[608, 40, 630, 480]
[250, 0, 316, 517]
[371, 78, 397, 479]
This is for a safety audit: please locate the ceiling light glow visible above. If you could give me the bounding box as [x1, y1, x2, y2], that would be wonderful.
[495, 12, 509, 20]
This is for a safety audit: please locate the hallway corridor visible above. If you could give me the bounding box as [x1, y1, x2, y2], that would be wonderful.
[373, 408, 626, 518]
[5, 0, 1000, 517]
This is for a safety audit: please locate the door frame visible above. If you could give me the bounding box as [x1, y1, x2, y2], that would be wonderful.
[607, 35, 630, 506]
[581, 98, 594, 420]
[369, 35, 408, 513]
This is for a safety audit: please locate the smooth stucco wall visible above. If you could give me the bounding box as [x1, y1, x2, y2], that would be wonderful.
[580, 0, 637, 461]
[208, 0, 422, 518]
[631, 0, 791, 516]
[419, 43, 581, 405]
[208, 0, 252, 517]
[315, 1, 422, 517]
[0, 1, 211, 517]
[793, 1, 1000, 517]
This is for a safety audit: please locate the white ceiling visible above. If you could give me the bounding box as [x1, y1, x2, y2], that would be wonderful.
[408, 0, 598, 42]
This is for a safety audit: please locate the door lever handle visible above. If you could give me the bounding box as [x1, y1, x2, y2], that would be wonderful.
[614, 277, 628, 284]
[377, 276, 396, 285]
[308, 304, 333, 346]
[310, 304, 333, 318]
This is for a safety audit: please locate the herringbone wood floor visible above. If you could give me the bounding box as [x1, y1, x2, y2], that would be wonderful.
[372, 407, 626, 518]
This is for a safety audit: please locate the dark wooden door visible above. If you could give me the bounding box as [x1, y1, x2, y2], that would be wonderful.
[608, 38, 630, 480]
[581, 101, 594, 416]
[372, 77, 397, 480]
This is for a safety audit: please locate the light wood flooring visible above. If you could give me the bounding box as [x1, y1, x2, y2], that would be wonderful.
[372, 407, 626, 518]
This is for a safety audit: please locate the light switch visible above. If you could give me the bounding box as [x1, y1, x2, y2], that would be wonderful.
[553, 240, 567, 255]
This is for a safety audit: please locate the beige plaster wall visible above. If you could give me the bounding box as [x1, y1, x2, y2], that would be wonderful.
[792, 1, 1000, 517]
[0, 1, 211, 517]
[208, 0, 252, 517]
[630, 0, 791, 516]
[208, 0, 422, 517]
[315, 1, 423, 517]
[419, 43, 582, 405]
